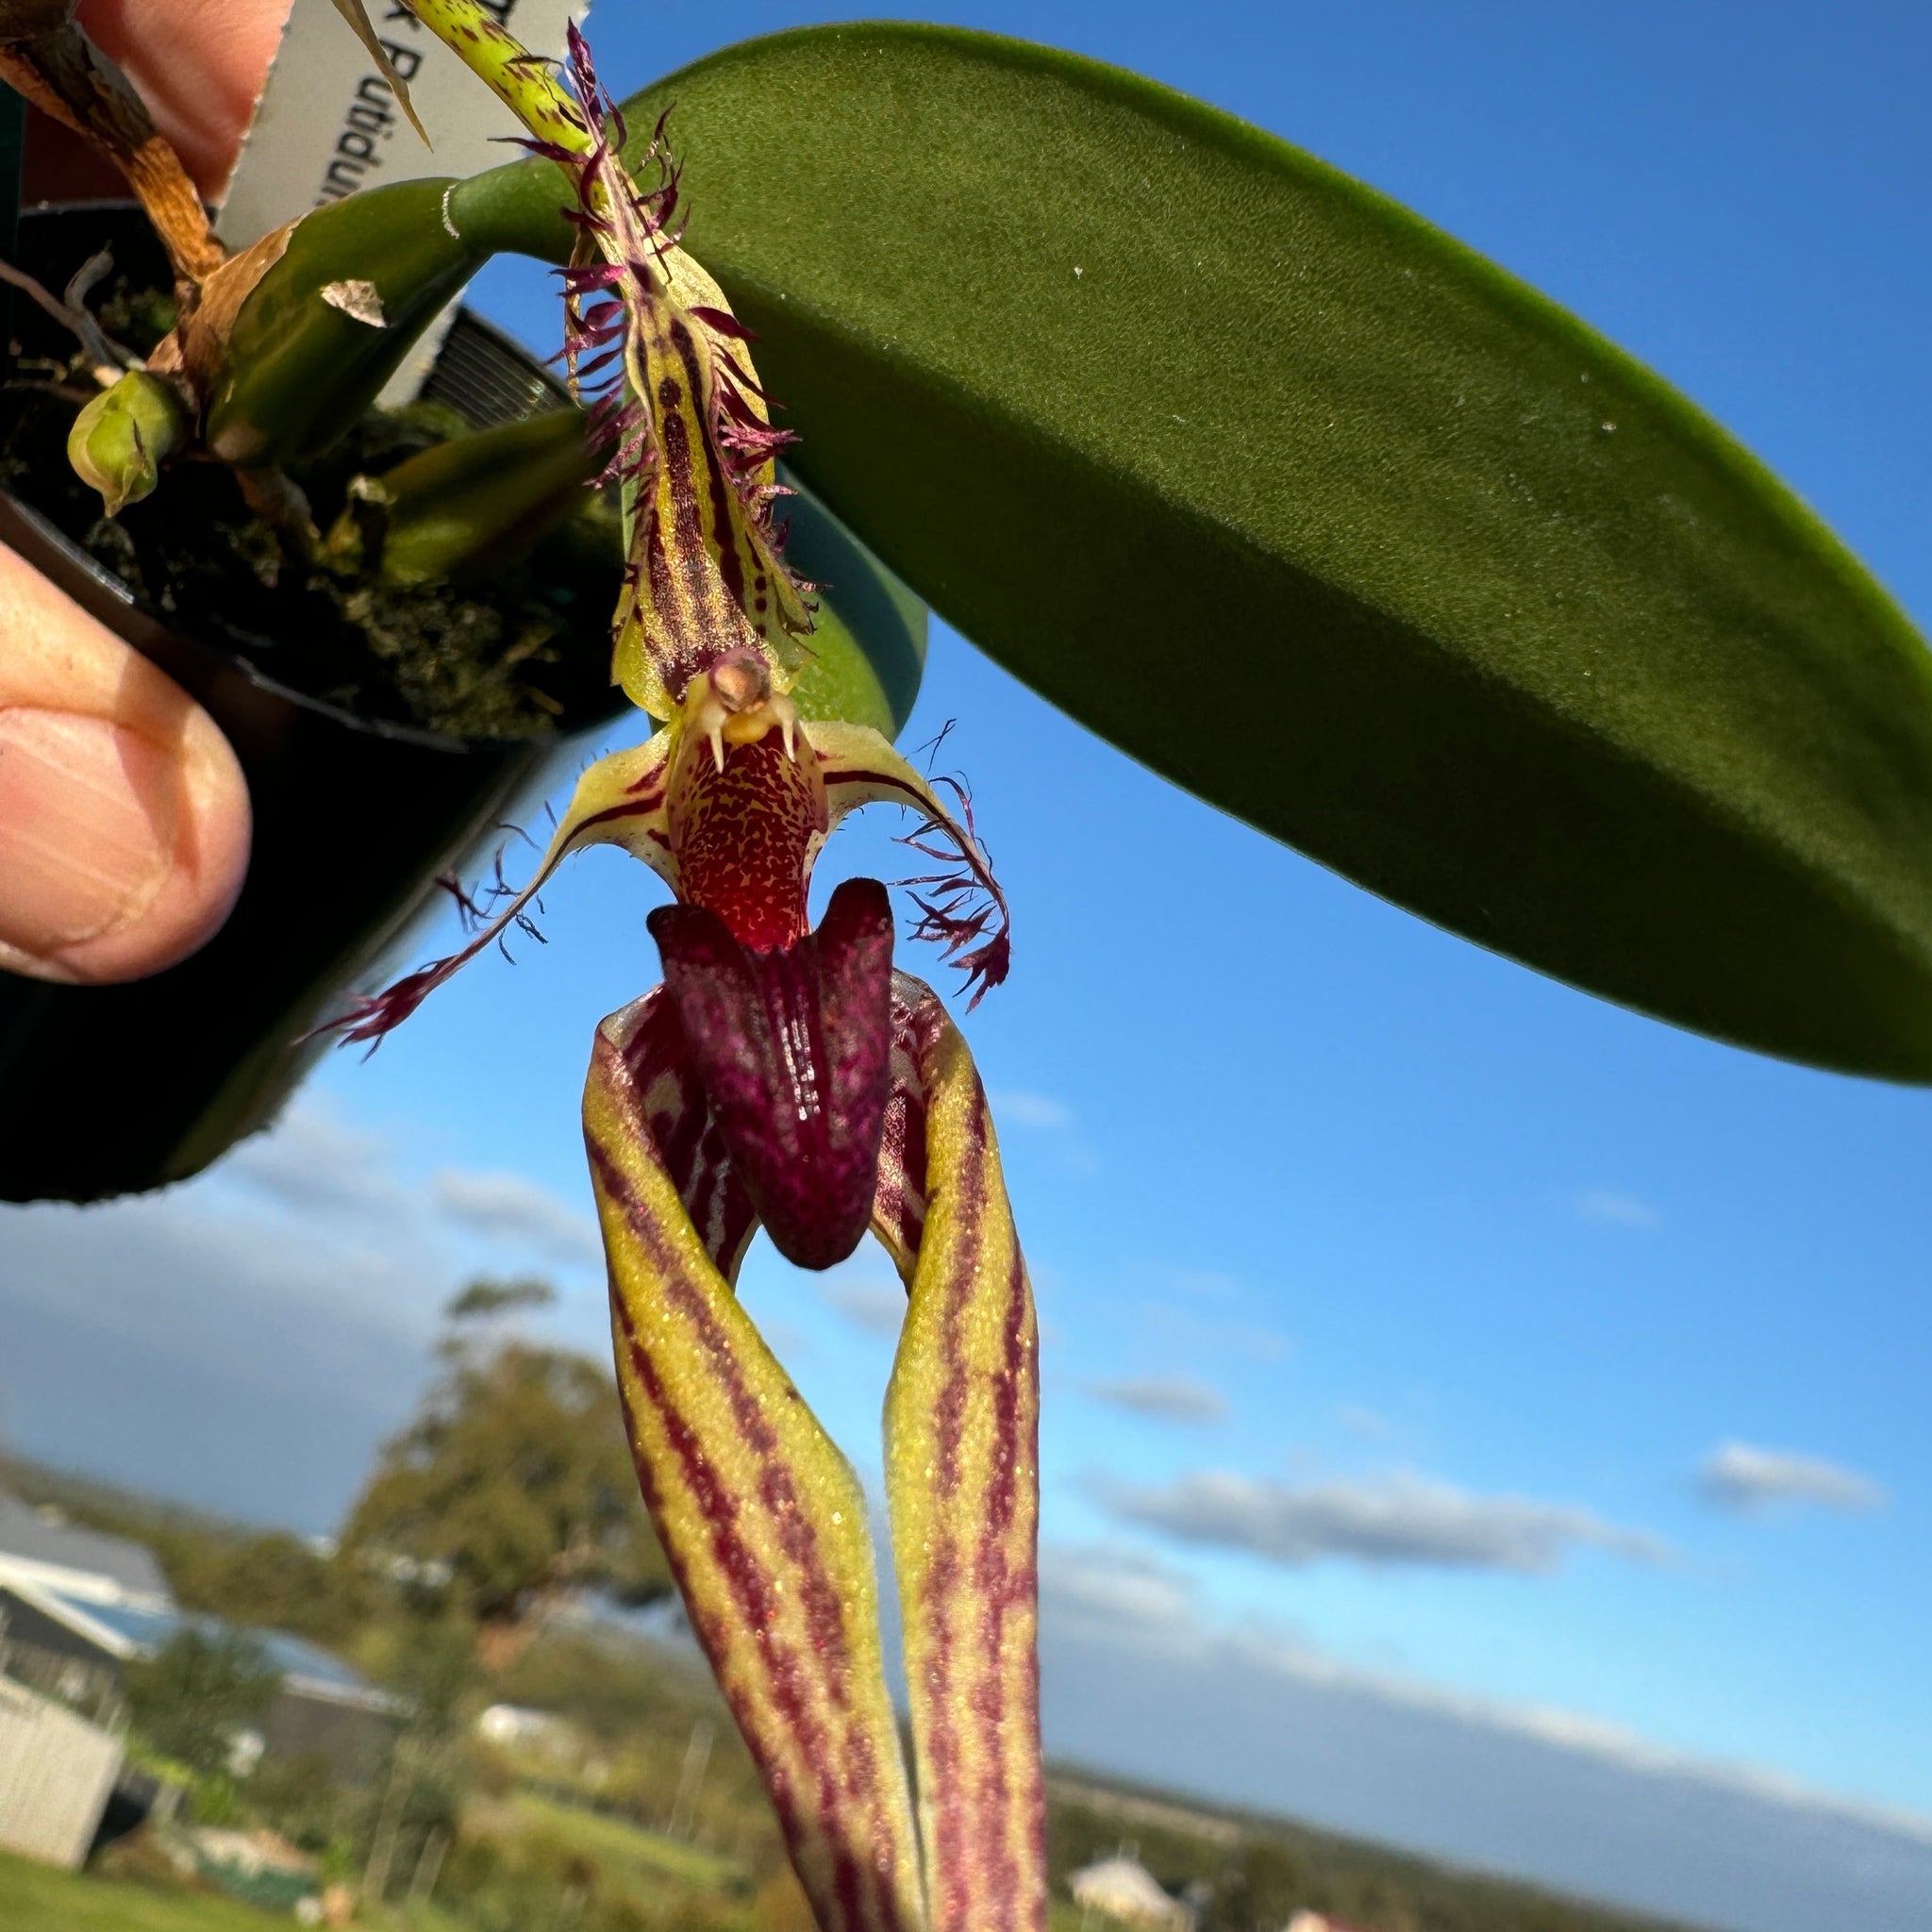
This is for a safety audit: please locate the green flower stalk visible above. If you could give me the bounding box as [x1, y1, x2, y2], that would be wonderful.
[343, 0, 816, 717]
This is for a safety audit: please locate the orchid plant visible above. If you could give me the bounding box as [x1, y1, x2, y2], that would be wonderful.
[309, 21, 1044, 1924]
[9, 4, 1932, 1929]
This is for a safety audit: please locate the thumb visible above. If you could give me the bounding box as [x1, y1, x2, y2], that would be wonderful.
[0, 541, 251, 984]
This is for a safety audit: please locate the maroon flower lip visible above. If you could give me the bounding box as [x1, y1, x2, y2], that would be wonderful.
[650, 876, 896, 1270]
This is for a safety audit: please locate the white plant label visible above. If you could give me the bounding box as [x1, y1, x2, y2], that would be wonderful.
[217, 0, 584, 400]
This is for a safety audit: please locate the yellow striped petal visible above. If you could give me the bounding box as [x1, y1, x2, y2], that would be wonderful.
[879, 978, 1046, 1932]
[587, 996, 928, 1932]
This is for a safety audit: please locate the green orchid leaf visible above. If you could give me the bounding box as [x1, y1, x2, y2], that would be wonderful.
[343, 407, 602, 586]
[602, 24, 1932, 1081]
[781, 467, 928, 739]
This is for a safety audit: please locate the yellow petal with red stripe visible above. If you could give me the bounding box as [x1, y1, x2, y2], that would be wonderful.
[880, 980, 1046, 1932]
[587, 996, 927, 1932]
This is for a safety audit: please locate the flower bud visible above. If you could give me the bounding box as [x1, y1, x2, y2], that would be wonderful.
[65, 371, 190, 518]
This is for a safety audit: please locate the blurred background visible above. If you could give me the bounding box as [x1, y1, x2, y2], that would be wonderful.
[2, 5, 1927, 1931]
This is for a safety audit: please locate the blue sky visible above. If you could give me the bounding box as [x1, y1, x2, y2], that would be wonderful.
[4, 5, 1929, 1928]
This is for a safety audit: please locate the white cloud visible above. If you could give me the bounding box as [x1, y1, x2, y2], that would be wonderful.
[1099, 1469, 1672, 1574]
[230, 1106, 602, 1276]
[1576, 1189, 1661, 1230]
[1238, 1324, 1291, 1362]
[1041, 1541, 1932, 1846]
[1083, 1375, 1228, 1424]
[227, 1104, 404, 1218]
[1034, 1546, 1932, 1932]
[1132, 1300, 1291, 1362]
[984, 1089, 1100, 1173]
[0, 1097, 630, 1528]
[990, 1089, 1074, 1130]
[431, 1167, 602, 1268]
[1699, 1441, 1885, 1516]
[1039, 1543, 1198, 1641]
[0, 1186, 446, 1529]
[821, 1278, 907, 1337]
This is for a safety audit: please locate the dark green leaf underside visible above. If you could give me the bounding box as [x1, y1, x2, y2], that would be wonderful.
[777, 466, 927, 737]
[624, 24, 1932, 1079]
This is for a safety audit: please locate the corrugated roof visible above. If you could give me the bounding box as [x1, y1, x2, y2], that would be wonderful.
[0, 1490, 173, 1604]
[13, 1583, 402, 1714]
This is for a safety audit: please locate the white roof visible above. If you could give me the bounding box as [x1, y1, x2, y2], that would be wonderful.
[0, 1491, 173, 1609]
[1070, 1855, 1191, 1926]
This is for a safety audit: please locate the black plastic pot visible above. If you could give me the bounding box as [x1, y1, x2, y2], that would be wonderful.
[0, 205, 623, 1202]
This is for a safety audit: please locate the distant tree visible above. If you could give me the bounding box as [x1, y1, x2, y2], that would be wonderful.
[125, 1627, 279, 1777]
[1203, 1840, 1307, 1932]
[443, 1275, 557, 1323]
[156, 1526, 361, 1642]
[339, 1303, 669, 1637]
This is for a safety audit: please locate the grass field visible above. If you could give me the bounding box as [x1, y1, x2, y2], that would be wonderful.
[504, 1790, 743, 1890]
[0, 1848, 472, 1932]
[0, 1849, 270, 1932]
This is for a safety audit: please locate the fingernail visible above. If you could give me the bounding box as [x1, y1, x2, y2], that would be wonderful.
[0, 707, 175, 967]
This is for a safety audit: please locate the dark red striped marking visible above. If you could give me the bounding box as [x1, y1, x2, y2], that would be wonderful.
[590, 1044, 918, 1932]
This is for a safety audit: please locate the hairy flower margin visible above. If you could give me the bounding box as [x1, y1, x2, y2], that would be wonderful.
[334, 650, 1013, 1260]
[325, 8, 1045, 1929]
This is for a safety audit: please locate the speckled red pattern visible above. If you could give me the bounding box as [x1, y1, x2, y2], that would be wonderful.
[669, 727, 828, 953]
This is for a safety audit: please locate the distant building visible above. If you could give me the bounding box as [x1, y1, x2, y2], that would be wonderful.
[0, 1578, 402, 1783]
[0, 1491, 173, 1611]
[1070, 1853, 1196, 1930]
[0, 1487, 401, 1786]
[0, 1674, 123, 1869]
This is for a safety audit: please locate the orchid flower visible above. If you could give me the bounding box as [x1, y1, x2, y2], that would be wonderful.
[327, 8, 1046, 1926]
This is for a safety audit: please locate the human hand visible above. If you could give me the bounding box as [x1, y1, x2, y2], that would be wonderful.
[1, 0, 287, 984]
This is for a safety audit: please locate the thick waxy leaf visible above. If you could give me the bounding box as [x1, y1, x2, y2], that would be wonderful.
[604, 25, 1932, 1080]
[587, 993, 926, 1932]
[342, 407, 603, 586]
[878, 976, 1045, 1930]
[781, 469, 928, 740]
